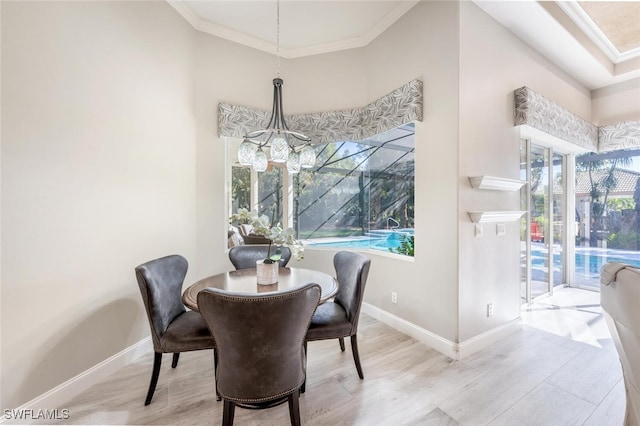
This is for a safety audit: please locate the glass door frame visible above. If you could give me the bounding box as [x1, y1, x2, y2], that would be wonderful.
[521, 139, 573, 305]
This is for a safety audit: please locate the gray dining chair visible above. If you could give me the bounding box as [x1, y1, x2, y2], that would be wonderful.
[303, 251, 371, 390]
[198, 283, 321, 426]
[135, 254, 217, 405]
[228, 245, 292, 270]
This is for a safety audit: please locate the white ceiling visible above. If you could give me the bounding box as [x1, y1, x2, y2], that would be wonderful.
[168, 0, 420, 58]
[168, 0, 640, 90]
[474, 1, 640, 90]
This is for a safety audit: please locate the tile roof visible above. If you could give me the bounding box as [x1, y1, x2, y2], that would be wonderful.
[575, 168, 640, 195]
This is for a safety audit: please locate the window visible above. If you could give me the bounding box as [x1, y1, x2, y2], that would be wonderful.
[574, 149, 640, 289]
[230, 161, 283, 228]
[227, 124, 415, 256]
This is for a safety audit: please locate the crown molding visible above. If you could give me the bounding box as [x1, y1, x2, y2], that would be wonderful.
[166, 0, 199, 28]
[197, 18, 277, 55]
[363, 1, 420, 48]
[167, 0, 419, 58]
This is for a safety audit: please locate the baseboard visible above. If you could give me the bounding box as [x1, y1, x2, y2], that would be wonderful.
[1, 337, 151, 425]
[457, 318, 523, 359]
[361, 302, 459, 359]
[361, 303, 523, 360]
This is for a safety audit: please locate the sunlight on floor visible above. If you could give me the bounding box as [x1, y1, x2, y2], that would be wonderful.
[521, 286, 611, 348]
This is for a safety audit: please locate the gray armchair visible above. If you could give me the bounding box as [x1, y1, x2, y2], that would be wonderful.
[228, 245, 292, 270]
[304, 251, 371, 389]
[135, 254, 216, 405]
[198, 283, 321, 426]
[601, 262, 640, 425]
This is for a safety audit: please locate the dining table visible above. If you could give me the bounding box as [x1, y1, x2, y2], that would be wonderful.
[182, 267, 338, 311]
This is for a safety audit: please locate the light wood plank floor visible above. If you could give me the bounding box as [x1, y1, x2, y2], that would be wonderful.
[40, 287, 626, 425]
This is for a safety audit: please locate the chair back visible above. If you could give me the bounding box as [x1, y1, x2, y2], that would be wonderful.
[198, 283, 321, 403]
[238, 224, 253, 237]
[334, 251, 371, 332]
[601, 262, 640, 426]
[229, 245, 292, 270]
[135, 255, 188, 351]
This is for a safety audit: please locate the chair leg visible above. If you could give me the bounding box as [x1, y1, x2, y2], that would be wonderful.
[288, 391, 301, 426]
[171, 353, 180, 368]
[339, 337, 345, 352]
[144, 352, 162, 405]
[214, 348, 221, 401]
[222, 400, 235, 426]
[301, 342, 307, 394]
[350, 335, 364, 379]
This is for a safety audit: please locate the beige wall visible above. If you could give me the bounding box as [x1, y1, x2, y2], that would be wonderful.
[362, 0, 461, 341]
[1, 1, 197, 409]
[591, 78, 640, 126]
[458, 2, 592, 341]
[193, 33, 275, 279]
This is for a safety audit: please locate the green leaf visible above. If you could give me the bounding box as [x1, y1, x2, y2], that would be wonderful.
[269, 247, 282, 262]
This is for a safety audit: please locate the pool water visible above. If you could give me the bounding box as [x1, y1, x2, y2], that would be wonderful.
[532, 246, 640, 271]
[530, 243, 640, 287]
[307, 230, 413, 253]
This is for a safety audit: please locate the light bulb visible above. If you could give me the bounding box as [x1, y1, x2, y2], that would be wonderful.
[238, 140, 256, 165]
[286, 150, 301, 174]
[300, 144, 316, 168]
[270, 136, 289, 163]
[253, 148, 268, 172]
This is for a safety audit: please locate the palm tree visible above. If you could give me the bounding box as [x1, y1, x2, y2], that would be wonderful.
[576, 153, 632, 245]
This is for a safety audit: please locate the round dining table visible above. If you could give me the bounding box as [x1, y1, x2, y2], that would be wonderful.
[182, 267, 338, 311]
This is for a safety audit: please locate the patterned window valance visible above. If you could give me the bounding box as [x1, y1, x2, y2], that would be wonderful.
[599, 120, 640, 152]
[514, 86, 598, 151]
[514, 86, 640, 153]
[218, 79, 423, 144]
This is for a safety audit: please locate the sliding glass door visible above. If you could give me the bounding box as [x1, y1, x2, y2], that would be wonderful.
[521, 140, 567, 304]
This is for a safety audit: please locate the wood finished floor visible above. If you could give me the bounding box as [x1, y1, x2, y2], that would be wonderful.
[40, 287, 626, 425]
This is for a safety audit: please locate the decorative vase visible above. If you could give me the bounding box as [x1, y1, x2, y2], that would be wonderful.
[256, 259, 279, 285]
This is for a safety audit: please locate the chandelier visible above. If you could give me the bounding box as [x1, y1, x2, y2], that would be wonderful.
[237, 0, 316, 173]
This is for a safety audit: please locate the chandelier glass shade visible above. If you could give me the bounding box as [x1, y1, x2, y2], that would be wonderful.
[253, 148, 268, 172]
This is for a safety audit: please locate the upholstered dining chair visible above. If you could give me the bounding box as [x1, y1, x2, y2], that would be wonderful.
[135, 254, 216, 406]
[228, 245, 292, 270]
[198, 283, 321, 426]
[601, 262, 640, 426]
[304, 251, 371, 389]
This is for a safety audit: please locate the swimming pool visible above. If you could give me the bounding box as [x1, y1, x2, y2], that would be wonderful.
[306, 229, 414, 253]
[530, 243, 640, 287]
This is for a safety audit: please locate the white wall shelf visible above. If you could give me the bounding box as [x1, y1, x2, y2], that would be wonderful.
[468, 176, 526, 191]
[468, 211, 526, 223]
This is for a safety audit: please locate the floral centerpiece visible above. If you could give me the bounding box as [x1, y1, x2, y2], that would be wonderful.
[229, 208, 304, 262]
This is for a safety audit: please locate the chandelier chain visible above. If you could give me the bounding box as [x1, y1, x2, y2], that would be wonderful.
[276, 0, 280, 79]
[238, 0, 315, 173]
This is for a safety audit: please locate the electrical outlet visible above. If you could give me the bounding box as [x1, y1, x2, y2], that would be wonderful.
[391, 292, 398, 304]
[475, 223, 483, 237]
[496, 223, 505, 236]
[487, 303, 494, 317]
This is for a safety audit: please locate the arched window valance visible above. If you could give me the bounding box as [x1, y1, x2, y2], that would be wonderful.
[218, 79, 423, 144]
